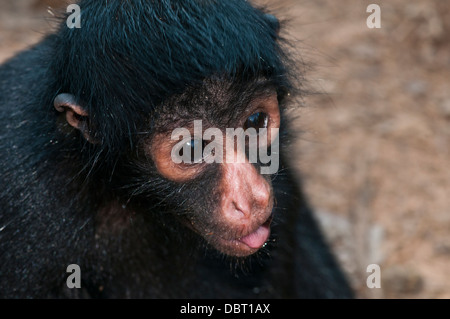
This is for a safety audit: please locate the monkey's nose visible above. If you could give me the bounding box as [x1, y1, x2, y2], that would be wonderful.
[221, 161, 273, 223]
[232, 179, 271, 217]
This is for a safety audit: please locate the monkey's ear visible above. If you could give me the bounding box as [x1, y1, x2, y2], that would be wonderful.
[54, 93, 97, 143]
[264, 14, 280, 35]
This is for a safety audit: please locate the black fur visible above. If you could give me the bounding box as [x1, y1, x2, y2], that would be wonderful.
[0, 0, 353, 298]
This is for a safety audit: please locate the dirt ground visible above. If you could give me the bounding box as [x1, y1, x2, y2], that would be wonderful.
[1, 0, 449, 298]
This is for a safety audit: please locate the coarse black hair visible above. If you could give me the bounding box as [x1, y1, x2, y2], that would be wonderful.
[49, 0, 292, 166]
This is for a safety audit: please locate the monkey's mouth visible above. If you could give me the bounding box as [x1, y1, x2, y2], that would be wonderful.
[215, 215, 273, 257]
[237, 217, 272, 249]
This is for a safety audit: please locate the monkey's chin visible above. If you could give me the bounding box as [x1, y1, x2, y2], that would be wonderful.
[213, 220, 272, 257]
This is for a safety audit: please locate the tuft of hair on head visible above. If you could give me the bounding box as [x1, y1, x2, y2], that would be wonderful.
[50, 0, 294, 168]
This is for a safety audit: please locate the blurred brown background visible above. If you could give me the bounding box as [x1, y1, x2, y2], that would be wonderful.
[1, 0, 449, 298]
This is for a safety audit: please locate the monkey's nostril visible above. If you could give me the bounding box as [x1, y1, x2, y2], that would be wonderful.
[229, 192, 272, 223]
[231, 200, 249, 218]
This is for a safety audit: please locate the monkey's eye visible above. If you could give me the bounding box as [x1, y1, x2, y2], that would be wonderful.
[244, 112, 268, 131]
[179, 139, 207, 164]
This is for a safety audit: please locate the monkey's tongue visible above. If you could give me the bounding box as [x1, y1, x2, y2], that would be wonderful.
[238, 223, 270, 249]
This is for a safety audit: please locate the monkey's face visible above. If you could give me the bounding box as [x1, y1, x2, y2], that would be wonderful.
[148, 80, 281, 257]
[53, 77, 285, 258]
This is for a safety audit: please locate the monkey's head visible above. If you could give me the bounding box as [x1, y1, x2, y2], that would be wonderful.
[144, 78, 282, 257]
[51, 0, 294, 257]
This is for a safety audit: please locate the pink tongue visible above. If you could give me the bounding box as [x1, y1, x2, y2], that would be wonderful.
[239, 224, 271, 249]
